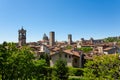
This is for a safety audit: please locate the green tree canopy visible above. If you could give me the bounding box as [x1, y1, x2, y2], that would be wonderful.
[66, 45, 72, 50]
[0, 42, 35, 80]
[77, 47, 93, 53]
[0, 42, 54, 80]
[39, 53, 50, 66]
[104, 37, 120, 43]
[53, 59, 69, 80]
[83, 54, 120, 80]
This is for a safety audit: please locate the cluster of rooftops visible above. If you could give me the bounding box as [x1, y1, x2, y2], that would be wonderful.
[18, 27, 120, 67]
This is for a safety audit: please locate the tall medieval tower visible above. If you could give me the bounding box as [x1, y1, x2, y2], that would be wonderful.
[49, 31, 55, 46]
[18, 27, 26, 46]
[68, 34, 72, 45]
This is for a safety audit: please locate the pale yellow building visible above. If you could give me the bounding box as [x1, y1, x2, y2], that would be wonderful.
[50, 50, 81, 67]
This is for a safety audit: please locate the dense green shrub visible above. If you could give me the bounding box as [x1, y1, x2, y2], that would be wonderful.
[0, 42, 53, 80]
[66, 45, 72, 49]
[83, 54, 120, 80]
[52, 59, 69, 80]
[69, 67, 83, 76]
[45, 67, 53, 80]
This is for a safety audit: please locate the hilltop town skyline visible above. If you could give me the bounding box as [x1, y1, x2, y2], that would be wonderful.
[1, 26, 120, 43]
[0, 0, 120, 43]
[1, 27, 120, 44]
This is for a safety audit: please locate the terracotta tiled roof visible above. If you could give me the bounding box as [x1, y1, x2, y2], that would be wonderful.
[63, 50, 80, 57]
[50, 49, 80, 57]
[53, 47, 60, 51]
[63, 50, 73, 55]
[104, 47, 113, 51]
[84, 56, 93, 59]
[72, 51, 80, 57]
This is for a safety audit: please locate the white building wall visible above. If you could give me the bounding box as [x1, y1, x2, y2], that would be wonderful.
[40, 45, 50, 53]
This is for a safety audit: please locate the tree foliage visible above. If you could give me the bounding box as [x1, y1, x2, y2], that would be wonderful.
[66, 45, 72, 50]
[32, 59, 48, 79]
[0, 42, 35, 79]
[104, 37, 120, 43]
[53, 59, 69, 80]
[83, 54, 120, 80]
[39, 53, 50, 66]
[77, 47, 93, 53]
[68, 67, 83, 76]
[0, 42, 50, 80]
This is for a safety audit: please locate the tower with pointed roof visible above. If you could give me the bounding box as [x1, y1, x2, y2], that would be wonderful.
[18, 27, 26, 46]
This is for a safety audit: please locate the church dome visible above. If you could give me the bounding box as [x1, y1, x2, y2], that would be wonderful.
[43, 33, 48, 41]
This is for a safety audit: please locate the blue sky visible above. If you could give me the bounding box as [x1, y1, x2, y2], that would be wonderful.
[0, 0, 120, 43]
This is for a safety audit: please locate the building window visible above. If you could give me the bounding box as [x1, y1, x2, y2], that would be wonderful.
[74, 58, 78, 63]
[65, 54, 67, 58]
[69, 55, 71, 58]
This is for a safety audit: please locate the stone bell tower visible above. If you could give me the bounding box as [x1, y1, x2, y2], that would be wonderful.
[18, 27, 26, 46]
[68, 34, 72, 45]
[49, 31, 55, 46]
